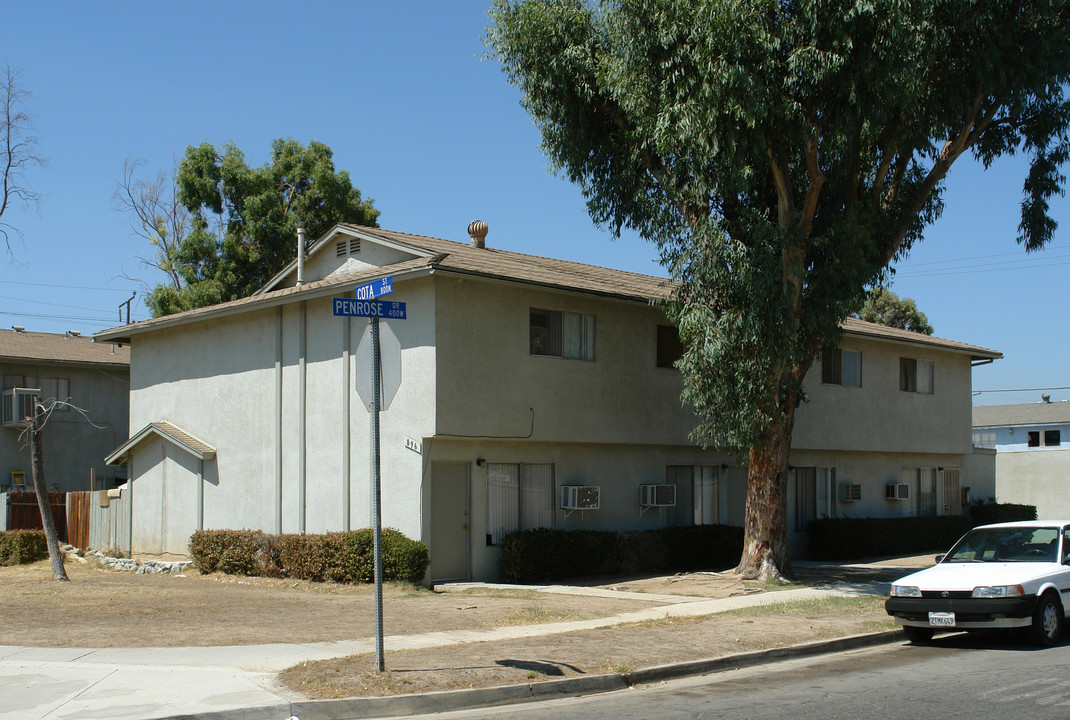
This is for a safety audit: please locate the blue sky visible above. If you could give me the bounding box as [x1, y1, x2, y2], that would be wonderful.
[1, 1, 1065, 406]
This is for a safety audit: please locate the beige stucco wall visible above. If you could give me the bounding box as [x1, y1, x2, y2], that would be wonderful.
[794, 336, 974, 455]
[126, 276, 438, 554]
[433, 275, 695, 446]
[994, 448, 1070, 519]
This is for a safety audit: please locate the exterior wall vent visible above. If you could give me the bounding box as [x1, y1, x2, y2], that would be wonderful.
[640, 484, 676, 507]
[336, 241, 347, 258]
[838, 483, 862, 502]
[561, 485, 600, 510]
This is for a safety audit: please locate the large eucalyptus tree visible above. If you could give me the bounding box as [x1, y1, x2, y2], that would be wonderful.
[489, 0, 1070, 579]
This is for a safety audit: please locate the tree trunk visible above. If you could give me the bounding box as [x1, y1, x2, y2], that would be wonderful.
[735, 400, 797, 582]
[28, 405, 69, 581]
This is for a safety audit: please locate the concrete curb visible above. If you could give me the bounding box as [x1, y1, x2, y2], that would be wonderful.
[147, 629, 905, 720]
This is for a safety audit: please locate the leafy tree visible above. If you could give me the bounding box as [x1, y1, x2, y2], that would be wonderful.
[134, 138, 379, 316]
[1, 64, 45, 257]
[489, 0, 1070, 579]
[855, 288, 933, 335]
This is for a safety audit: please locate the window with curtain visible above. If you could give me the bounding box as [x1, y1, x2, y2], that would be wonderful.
[530, 308, 595, 360]
[486, 463, 554, 545]
[666, 465, 718, 526]
[899, 357, 934, 394]
[821, 349, 861, 387]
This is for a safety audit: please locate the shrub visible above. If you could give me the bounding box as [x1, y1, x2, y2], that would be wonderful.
[807, 516, 975, 560]
[499, 525, 743, 583]
[187, 528, 428, 584]
[969, 501, 1037, 526]
[0, 530, 48, 566]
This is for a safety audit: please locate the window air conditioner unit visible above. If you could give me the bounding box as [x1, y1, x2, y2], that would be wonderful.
[1, 388, 38, 428]
[640, 484, 677, 507]
[561, 485, 600, 510]
[838, 483, 862, 502]
[885, 483, 910, 500]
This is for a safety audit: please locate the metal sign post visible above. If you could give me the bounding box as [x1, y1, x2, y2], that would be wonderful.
[333, 277, 404, 673]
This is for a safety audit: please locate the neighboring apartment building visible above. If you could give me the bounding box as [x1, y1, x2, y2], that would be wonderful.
[1, 328, 129, 493]
[973, 397, 1070, 518]
[95, 223, 1000, 579]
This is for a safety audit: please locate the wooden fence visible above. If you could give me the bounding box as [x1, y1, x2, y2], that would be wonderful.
[3, 491, 68, 542]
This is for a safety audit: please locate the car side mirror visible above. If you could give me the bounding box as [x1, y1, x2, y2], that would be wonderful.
[1063, 553, 1070, 565]
[935, 554, 945, 564]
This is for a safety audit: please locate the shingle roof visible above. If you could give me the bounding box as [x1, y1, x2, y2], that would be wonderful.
[105, 420, 215, 465]
[973, 401, 1070, 428]
[0, 328, 129, 367]
[93, 224, 1001, 361]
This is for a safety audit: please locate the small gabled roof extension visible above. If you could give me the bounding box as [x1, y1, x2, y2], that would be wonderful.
[0, 328, 129, 367]
[973, 401, 1070, 429]
[105, 420, 216, 465]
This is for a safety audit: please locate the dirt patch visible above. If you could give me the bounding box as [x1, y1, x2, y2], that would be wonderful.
[279, 595, 893, 698]
[0, 562, 666, 648]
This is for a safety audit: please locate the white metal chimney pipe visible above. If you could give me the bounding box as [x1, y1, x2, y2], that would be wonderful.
[296, 228, 307, 286]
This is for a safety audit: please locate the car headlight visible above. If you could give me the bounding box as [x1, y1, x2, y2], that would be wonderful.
[890, 585, 921, 598]
[972, 585, 1024, 598]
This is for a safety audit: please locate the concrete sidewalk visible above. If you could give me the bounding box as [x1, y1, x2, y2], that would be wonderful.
[0, 569, 907, 720]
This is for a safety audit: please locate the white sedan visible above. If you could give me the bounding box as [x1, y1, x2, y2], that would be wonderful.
[885, 520, 1070, 646]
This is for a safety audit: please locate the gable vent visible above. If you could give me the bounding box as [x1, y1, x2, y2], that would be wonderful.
[350, 238, 360, 254]
[336, 241, 347, 258]
[336, 239, 362, 257]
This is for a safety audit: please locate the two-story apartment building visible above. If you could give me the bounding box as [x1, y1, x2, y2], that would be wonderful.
[96, 224, 1000, 579]
[1, 328, 129, 493]
[972, 397, 1070, 518]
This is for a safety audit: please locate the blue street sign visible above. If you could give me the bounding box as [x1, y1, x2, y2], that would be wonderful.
[332, 298, 407, 319]
[354, 277, 393, 301]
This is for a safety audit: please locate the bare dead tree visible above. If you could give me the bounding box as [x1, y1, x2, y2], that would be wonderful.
[1, 64, 45, 257]
[114, 157, 188, 290]
[18, 398, 103, 581]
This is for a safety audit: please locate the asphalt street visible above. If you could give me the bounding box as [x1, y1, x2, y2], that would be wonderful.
[411, 632, 1070, 720]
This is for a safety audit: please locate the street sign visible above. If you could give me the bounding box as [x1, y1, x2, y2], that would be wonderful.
[354, 277, 393, 300]
[332, 298, 407, 319]
[355, 321, 402, 411]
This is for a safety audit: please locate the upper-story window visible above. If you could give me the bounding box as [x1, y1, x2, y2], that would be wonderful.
[530, 308, 595, 360]
[656, 325, 684, 368]
[821, 348, 861, 387]
[1028, 430, 1061, 447]
[972, 429, 997, 449]
[900, 357, 934, 394]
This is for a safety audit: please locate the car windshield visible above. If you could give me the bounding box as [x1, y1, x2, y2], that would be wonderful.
[944, 526, 1060, 563]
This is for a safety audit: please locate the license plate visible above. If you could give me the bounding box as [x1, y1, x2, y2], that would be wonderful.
[929, 611, 956, 627]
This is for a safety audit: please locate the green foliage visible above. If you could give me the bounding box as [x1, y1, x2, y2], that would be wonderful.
[498, 525, 744, 583]
[489, 0, 1070, 573]
[854, 288, 933, 335]
[489, 0, 1070, 455]
[144, 138, 379, 316]
[187, 528, 428, 584]
[807, 503, 1039, 559]
[969, 501, 1038, 526]
[0, 530, 48, 566]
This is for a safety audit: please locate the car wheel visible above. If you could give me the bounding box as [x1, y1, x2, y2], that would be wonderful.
[903, 626, 935, 643]
[1029, 591, 1063, 647]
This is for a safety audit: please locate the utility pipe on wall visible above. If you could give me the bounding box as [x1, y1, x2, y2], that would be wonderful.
[296, 228, 306, 286]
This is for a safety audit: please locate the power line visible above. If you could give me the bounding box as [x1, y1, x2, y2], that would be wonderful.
[0, 309, 133, 325]
[0, 278, 142, 292]
[974, 386, 1070, 395]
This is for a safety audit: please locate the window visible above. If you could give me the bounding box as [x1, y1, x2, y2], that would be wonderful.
[656, 325, 684, 368]
[530, 308, 595, 360]
[1029, 430, 1061, 448]
[972, 429, 997, 449]
[900, 358, 933, 394]
[666, 465, 718, 526]
[486, 463, 554, 545]
[914, 468, 939, 517]
[821, 349, 861, 387]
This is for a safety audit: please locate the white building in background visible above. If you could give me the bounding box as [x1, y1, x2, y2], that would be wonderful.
[973, 397, 1070, 518]
[96, 223, 1000, 581]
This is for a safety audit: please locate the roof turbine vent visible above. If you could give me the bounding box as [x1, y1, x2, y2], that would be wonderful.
[468, 220, 488, 249]
[1042, 393, 1052, 403]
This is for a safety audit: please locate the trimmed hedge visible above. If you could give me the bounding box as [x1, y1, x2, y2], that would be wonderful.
[806, 502, 1040, 560]
[499, 525, 744, 583]
[187, 528, 429, 584]
[0, 530, 48, 566]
